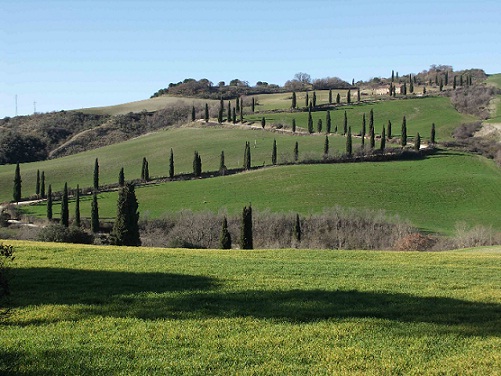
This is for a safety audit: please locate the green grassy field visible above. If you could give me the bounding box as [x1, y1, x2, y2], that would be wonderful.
[1, 241, 500, 375]
[23, 150, 501, 234]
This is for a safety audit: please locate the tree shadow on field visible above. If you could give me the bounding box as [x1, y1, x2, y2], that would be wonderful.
[6, 268, 500, 337]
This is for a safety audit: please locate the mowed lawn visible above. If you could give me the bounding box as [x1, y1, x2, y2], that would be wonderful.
[25, 150, 501, 234]
[1, 241, 500, 375]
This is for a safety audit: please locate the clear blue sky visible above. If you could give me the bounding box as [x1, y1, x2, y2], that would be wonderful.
[1, 0, 500, 117]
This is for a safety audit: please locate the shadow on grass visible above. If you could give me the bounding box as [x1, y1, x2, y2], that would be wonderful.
[7, 268, 500, 337]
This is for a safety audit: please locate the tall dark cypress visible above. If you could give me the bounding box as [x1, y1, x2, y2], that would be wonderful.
[308, 111, 313, 134]
[336, 93, 340, 104]
[357, 88, 361, 102]
[13, 162, 21, 203]
[346, 127, 353, 156]
[251, 97, 255, 112]
[294, 141, 299, 162]
[191, 105, 196, 122]
[328, 89, 332, 104]
[305, 92, 309, 108]
[240, 205, 253, 250]
[219, 151, 226, 174]
[387, 120, 392, 139]
[324, 135, 329, 156]
[312, 91, 317, 108]
[343, 111, 348, 135]
[232, 107, 236, 124]
[292, 118, 296, 133]
[347, 89, 351, 104]
[91, 191, 99, 233]
[380, 127, 386, 151]
[431, 123, 436, 144]
[292, 91, 297, 109]
[370, 125, 375, 149]
[118, 167, 125, 187]
[326, 111, 331, 133]
[47, 184, 53, 220]
[61, 182, 69, 227]
[74, 184, 81, 227]
[236, 97, 240, 112]
[40, 171, 46, 198]
[261, 117, 266, 129]
[415, 132, 421, 151]
[36, 169, 40, 197]
[272, 139, 277, 165]
[110, 183, 141, 246]
[220, 216, 232, 249]
[369, 109, 374, 134]
[244, 142, 251, 170]
[293, 213, 301, 243]
[361, 113, 366, 147]
[169, 148, 174, 179]
[205, 103, 209, 122]
[193, 151, 202, 177]
[217, 106, 223, 124]
[317, 119, 322, 133]
[93, 158, 99, 191]
[401, 116, 407, 146]
[228, 101, 231, 122]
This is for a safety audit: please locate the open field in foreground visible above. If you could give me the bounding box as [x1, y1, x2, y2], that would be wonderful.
[1, 241, 500, 375]
[24, 150, 501, 234]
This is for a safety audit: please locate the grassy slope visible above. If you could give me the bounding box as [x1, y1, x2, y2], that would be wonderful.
[1, 241, 500, 375]
[486, 74, 501, 124]
[24, 150, 501, 234]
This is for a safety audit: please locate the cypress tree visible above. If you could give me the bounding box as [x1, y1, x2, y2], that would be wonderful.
[293, 213, 301, 243]
[410, 80, 414, 93]
[343, 111, 348, 135]
[191, 105, 196, 121]
[232, 107, 236, 124]
[387, 120, 392, 139]
[336, 93, 340, 104]
[401, 116, 407, 146]
[323, 135, 329, 156]
[74, 184, 81, 227]
[391, 70, 395, 82]
[36, 170, 40, 197]
[251, 97, 255, 112]
[439, 79, 443, 92]
[423, 86, 427, 95]
[380, 127, 386, 151]
[402, 82, 407, 95]
[261, 117, 266, 129]
[244, 142, 251, 170]
[239, 103, 243, 123]
[415, 132, 421, 151]
[347, 89, 351, 104]
[292, 91, 297, 109]
[240, 97, 243, 113]
[272, 139, 277, 165]
[361, 113, 366, 147]
[369, 109, 374, 134]
[292, 118, 296, 133]
[219, 151, 226, 174]
[370, 125, 375, 149]
[453, 75, 457, 90]
[445, 71, 449, 86]
[141, 157, 147, 181]
[110, 183, 141, 246]
[61, 182, 69, 227]
[220, 216, 232, 249]
[312, 91, 317, 108]
[118, 167, 125, 187]
[40, 171, 45, 198]
[240, 205, 253, 250]
[228, 101, 231, 122]
[91, 191, 99, 233]
[169, 148, 174, 179]
[13, 162, 21, 203]
[326, 111, 331, 133]
[294, 141, 299, 162]
[305, 92, 309, 107]
[205, 103, 209, 122]
[217, 106, 223, 124]
[93, 158, 99, 191]
[309, 100, 313, 112]
[357, 88, 361, 102]
[193, 151, 202, 177]
[390, 82, 393, 96]
[346, 127, 352, 156]
[329, 89, 333, 104]
[460, 75, 464, 86]
[47, 184, 53, 220]
[431, 123, 436, 144]
[307, 111, 313, 134]
[317, 118, 322, 133]
[236, 97, 240, 112]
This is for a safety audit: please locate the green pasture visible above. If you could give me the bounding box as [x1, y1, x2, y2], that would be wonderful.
[1, 241, 500, 375]
[486, 73, 501, 88]
[248, 96, 476, 142]
[24, 151, 501, 234]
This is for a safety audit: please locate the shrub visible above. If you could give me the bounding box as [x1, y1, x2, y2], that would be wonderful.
[37, 223, 94, 244]
[0, 244, 15, 311]
[393, 233, 437, 251]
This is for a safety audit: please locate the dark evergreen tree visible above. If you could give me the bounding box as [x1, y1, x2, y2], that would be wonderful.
[460, 75, 464, 86]
[445, 71, 449, 86]
[293, 213, 301, 243]
[453, 75, 457, 90]
[357, 88, 361, 102]
[232, 107, 237, 124]
[217, 106, 223, 124]
[309, 100, 313, 112]
[236, 96, 240, 112]
[193, 151, 202, 177]
[361, 113, 366, 147]
[141, 157, 149, 181]
[291, 91, 297, 109]
[369, 109, 374, 134]
[401, 116, 407, 146]
[317, 118, 322, 133]
[93, 158, 99, 191]
[328, 89, 333, 104]
[346, 127, 352, 156]
[294, 141, 299, 162]
[391, 70, 395, 82]
[308, 111, 313, 134]
[228, 101, 231, 122]
[423, 86, 427, 95]
[220, 216, 232, 249]
[13, 162, 21, 203]
[336, 93, 340, 104]
[380, 127, 386, 151]
[292, 118, 296, 133]
[390, 82, 393, 96]
[240, 205, 253, 250]
[239, 103, 243, 122]
[305, 92, 309, 107]
[205, 103, 209, 122]
[61, 182, 69, 227]
[410, 80, 414, 93]
[272, 139, 277, 165]
[415, 132, 421, 151]
[439, 79, 443, 92]
[431, 123, 436, 144]
[402, 82, 407, 95]
[110, 183, 141, 246]
[343, 111, 348, 135]
[251, 97, 255, 112]
[118, 167, 125, 187]
[323, 135, 329, 156]
[326, 111, 331, 133]
[387, 120, 392, 139]
[36, 169, 40, 197]
[169, 148, 174, 179]
[347, 89, 351, 104]
[370, 124, 375, 149]
[40, 171, 45, 198]
[219, 151, 226, 174]
[191, 105, 196, 121]
[261, 117, 266, 129]
[312, 91, 317, 108]
[74, 184, 81, 227]
[47, 184, 53, 220]
[91, 191, 99, 233]
[243, 142, 251, 170]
